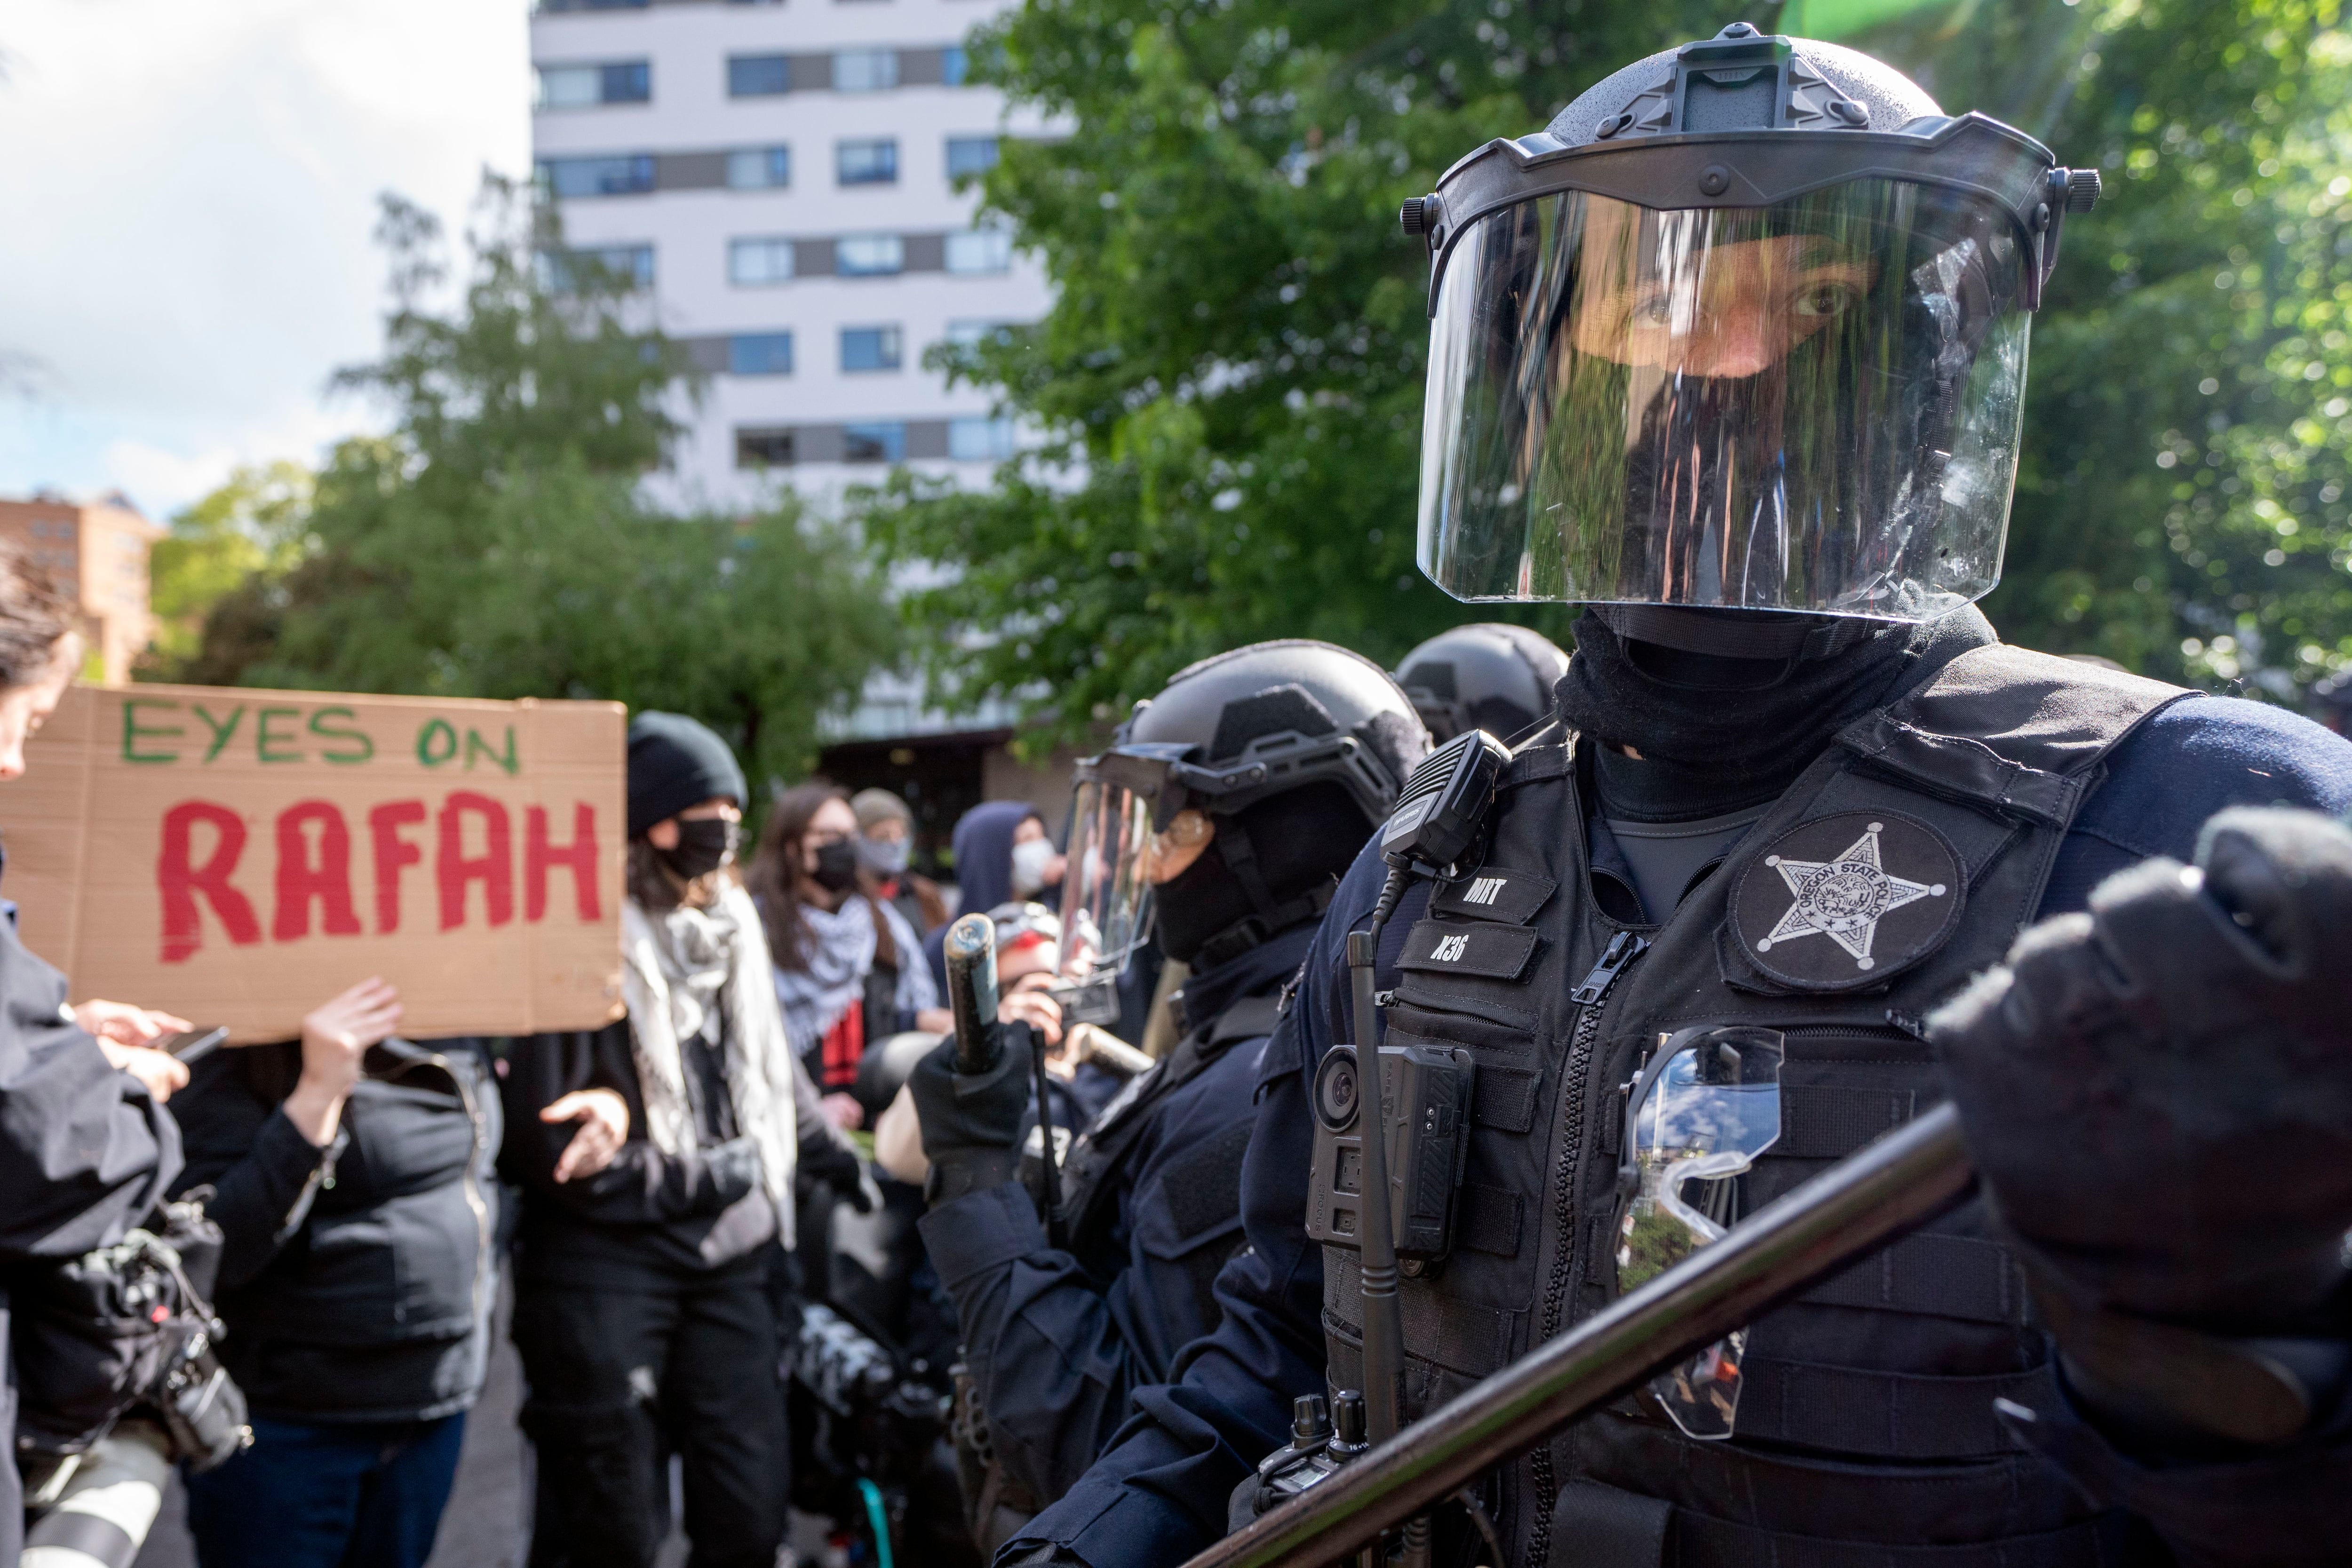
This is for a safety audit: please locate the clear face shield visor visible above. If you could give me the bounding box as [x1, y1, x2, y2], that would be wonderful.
[1613, 1026, 1786, 1440]
[1058, 774, 1160, 989]
[1416, 181, 2032, 620]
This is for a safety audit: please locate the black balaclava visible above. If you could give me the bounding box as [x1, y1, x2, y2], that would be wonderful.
[1156, 783, 1366, 966]
[1557, 604, 1995, 819]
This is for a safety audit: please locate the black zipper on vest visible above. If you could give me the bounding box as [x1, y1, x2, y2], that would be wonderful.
[1528, 928, 1648, 1568]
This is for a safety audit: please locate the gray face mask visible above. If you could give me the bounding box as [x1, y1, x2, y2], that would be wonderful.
[858, 834, 912, 876]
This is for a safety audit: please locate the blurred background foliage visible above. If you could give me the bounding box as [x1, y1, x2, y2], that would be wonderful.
[151, 0, 2352, 752]
[143, 179, 895, 786]
[862, 0, 2352, 735]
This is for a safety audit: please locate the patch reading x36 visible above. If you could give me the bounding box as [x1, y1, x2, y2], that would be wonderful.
[1396, 918, 1540, 981]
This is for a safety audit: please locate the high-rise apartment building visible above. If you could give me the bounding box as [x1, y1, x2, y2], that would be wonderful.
[530, 0, 1049, 504]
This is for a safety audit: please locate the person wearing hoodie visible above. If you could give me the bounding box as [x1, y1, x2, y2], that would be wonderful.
[499, 713, 862, 1568]
[922, 800, 1065, 1001]
[749, 782, 952, 1131]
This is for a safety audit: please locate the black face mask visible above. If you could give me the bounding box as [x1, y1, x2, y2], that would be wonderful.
[810, 838, 861, 894]
[659, 818, 739, 881]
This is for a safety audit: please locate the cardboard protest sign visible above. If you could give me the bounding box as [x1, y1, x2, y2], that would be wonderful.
[4, 682, 627, 1043]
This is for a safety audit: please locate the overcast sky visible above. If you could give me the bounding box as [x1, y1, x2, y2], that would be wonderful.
[0, 0, 530, 520]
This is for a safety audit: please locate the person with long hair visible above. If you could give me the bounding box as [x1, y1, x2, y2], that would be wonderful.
[499, 715, 861, 1568]
[747, 783, 952, 1131]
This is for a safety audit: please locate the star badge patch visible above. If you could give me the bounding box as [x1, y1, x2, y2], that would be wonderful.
[1730, 811, 1966, 991]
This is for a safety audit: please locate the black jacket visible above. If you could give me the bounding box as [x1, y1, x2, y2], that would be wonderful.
[170, 1038, 501, 1425]
[0, 887, 180, 1564]
[500, 1023, 836, 1287]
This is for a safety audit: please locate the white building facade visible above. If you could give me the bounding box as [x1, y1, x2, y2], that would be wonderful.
[530, 0, 1049, 505]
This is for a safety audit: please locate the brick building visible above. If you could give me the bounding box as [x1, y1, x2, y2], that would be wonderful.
[0, 494, 165, 684]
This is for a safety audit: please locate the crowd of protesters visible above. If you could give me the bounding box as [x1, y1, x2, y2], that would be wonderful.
[0, 533, 1112, 1568]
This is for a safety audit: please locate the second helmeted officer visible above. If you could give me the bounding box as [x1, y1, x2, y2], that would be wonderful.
[910, 641, 1427, 1552]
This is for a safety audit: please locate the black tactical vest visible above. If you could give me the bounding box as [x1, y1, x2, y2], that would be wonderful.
[1319, 645, 2190, 1567]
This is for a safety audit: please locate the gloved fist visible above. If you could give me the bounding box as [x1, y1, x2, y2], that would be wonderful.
[1929, 806, 2352, 1333]
[908, 1033, 1030, 1205]
[797, 1130, 873, 1213]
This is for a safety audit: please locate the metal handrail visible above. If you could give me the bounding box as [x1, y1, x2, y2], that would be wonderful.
[1180, 1103, 1978, 1568]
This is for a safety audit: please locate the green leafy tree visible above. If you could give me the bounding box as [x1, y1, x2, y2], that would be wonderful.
[139, 461, 310, 673]
[867, 0, 2352, 732]
[173, 178, 896, 784]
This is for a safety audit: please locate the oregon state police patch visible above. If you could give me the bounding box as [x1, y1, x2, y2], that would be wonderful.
[1730, 810, 1965, 991]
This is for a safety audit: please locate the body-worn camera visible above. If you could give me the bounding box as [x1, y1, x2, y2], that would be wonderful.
[1303, 1043, 1476, 1269]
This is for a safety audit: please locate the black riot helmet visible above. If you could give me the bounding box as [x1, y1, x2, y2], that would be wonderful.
[1395, 623, 1573, 743]
[1060, 641, 1430, 974]
[1406, 24, 2101, 657]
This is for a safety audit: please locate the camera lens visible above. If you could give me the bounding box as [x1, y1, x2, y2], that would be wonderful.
[1313, 1046, 1360, 1132]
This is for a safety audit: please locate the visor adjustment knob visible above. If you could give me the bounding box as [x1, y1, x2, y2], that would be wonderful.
[1697, 165, 1732, 197]
[2063, 167, 2103, 212]
[1400, 195, 1442, 236]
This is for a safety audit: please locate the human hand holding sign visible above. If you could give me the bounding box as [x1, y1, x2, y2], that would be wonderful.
[543, 1088, 630, 1183]
[285, 977, 403, 1147]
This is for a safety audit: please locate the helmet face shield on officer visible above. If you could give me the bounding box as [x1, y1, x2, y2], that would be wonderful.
[1060, 725, 1402, 984]
[1408, 26, 2097, 623]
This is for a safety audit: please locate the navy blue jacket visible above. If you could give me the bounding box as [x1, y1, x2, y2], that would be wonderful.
[923, 924, 1314, 1511]
[1009, 693, 2352, 1567]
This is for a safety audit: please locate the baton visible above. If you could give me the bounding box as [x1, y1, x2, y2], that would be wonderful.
[943, 912, 1001, 1075]
[1178, 1102, 1977, 1568]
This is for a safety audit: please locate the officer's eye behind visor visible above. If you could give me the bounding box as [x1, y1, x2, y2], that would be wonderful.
[1417, 180, 2031, 620]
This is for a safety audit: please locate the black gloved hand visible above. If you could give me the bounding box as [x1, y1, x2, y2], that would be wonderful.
[1930, 806, 2352, 1331]
[1930, 808, 2352, 1445]
[908, 1032, 1030, 1205]
[797, 1131, 874, 1213]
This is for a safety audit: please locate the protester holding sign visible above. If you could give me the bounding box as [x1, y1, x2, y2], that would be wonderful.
[169, 977, 509, 1568]
[500, 713, 861, 1568]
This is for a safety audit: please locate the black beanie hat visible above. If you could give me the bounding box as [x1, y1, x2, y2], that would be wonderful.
[627, 712, 747, 838]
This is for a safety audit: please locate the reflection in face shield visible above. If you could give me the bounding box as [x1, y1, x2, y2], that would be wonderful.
[1417, 181, 2030, 620]
[1058, 779, 1156, 984]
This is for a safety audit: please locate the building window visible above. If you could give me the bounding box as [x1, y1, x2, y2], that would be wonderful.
[729, 334, 795, 376]
[835, 234, 905, 276]
[945, 136, 999, 180]
[836, 139, 899, 186]
[841, 422, 907, 463]
[941, 47, 969, 86]
[945, 318, 1016, 347]
[728, 54, 791, 97]
[726, 147, 791, 190]
[840, 327, 904, 372]
[737, 428, 796, 467]
[536, 61, 651, 109]
[834, 48, 900, 92]
[946, 228, 1013, 275]
[729, 238, 797, 286]
[542, 244, 655, 291]
[950, 417, 1017, 462]
[536, 154, 655, 199]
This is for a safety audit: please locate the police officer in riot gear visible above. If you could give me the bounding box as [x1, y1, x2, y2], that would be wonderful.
[1394, 624, 1572, 744]
[908, 641, 1428, 1553]
[1005, 27, 2352, 1568]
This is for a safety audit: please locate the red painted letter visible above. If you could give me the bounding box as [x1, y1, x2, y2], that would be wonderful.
[159, 801, 261, 962]
[369, 800, 427, 933]
[272, 801, 362, 942]
[525, 803, 601, 923]
[437, 791, 513, 930]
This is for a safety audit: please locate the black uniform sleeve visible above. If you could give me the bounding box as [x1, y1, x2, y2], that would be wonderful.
[167, 1047, 342, 1293]
[498, 1026, 757, 1222]
[0, 930, 179, 1262]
